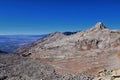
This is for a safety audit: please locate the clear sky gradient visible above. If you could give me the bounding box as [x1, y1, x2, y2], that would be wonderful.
[0, 0, 120, 35]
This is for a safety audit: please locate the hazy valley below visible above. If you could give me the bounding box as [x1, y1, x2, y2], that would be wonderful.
[0, 35, 47, 53]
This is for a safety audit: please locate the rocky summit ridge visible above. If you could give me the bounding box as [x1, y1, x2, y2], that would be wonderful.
[13, 22, 120, 80]
[90, 22, 108, 30]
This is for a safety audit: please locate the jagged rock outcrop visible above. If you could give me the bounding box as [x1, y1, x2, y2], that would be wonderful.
[14, 22, 120, 76]
[93, 68, 120, 80]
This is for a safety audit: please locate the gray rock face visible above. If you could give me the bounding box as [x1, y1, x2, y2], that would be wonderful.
[14, 22, 120, 76]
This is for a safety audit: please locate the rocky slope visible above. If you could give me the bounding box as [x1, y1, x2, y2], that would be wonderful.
[0, 54, 93, 80]
[14, 22, 120, 78]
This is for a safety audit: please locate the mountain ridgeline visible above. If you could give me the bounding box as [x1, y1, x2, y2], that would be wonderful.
[0, 22, 120, 80]
[14, 22, 120, 74]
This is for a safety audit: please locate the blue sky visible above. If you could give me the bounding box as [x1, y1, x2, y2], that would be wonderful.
[0, 0, 120, 35]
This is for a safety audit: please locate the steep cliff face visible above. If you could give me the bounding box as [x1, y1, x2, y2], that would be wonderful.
[14, 22, 120, 75]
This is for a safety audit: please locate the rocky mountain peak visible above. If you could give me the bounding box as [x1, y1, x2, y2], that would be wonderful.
[90, 22, 109, 31]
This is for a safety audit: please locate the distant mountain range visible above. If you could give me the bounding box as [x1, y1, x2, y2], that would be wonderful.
[0, 50, 8, 54]
[0, 34, 47, 53]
